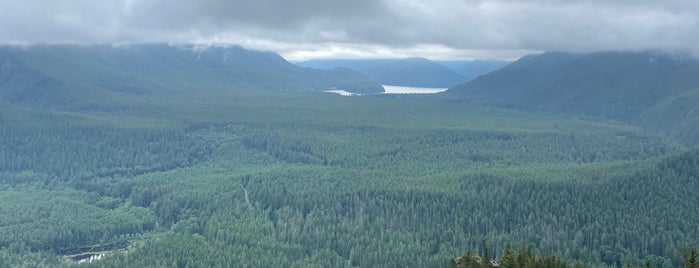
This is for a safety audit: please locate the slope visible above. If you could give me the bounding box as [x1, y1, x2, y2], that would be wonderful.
[364, 57, 465, 87]
[294, 59, 393, 73]
[295, 57, 467, 87]
[436, 59, 509, 81]
[445, 51, 699, 145]
[0, 44, 383, 108]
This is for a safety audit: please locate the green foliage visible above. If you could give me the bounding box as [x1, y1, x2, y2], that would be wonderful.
[0, 186, 156, 252]
[454, 244, 572, 268]
[684, 248, 699, 268]
[0, 90, 696, 267]
[0, 124, 209, 179]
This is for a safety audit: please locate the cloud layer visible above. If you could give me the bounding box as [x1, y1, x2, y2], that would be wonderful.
[1, 0, 698, 59]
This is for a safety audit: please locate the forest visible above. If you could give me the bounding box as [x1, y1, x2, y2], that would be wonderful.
[0, 90, 697, 267]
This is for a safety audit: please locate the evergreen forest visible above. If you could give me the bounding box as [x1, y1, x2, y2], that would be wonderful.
[1, 89, 698, 267]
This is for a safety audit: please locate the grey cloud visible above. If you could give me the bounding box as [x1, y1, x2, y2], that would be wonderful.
[0, 0, 125, 43]
[0, 0, 698, 59]
[121, 0, 394, 41]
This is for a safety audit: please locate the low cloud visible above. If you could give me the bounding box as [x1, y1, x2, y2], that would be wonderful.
[1, 0, 697, 59]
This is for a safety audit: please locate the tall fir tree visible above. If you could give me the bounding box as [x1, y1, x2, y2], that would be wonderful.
[684, 248, 699, 268]
[501, 243, 517, 268]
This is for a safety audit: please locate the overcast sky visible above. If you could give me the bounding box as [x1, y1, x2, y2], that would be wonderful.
[1, 0, 698, 60]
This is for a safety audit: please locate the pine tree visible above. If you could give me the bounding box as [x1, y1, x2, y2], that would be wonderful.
[501, 243, 517, 268]
[684, 248, 699, 268]
[482, 241, 492, 268]
[517, 245, 532, 267]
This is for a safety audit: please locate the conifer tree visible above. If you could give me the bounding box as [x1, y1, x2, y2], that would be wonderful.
[501, 243, 517, 268]
[684, 248, 699, 268]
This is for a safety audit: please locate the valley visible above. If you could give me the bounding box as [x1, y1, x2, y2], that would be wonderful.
[0, 45, 697, 268]
[3, 1, 698, 267]
[0, 87, 696, 267]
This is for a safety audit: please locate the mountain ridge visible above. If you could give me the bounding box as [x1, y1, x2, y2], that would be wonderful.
[0, 44, 384, 108]
[295, 57, 508, 88]
[445, 50, 699, 145]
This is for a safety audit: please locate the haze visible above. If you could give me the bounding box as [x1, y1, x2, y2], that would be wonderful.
[1, 0, 698, 60]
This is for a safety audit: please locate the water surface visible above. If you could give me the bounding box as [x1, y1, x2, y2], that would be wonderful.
[325, 85, 447, 96]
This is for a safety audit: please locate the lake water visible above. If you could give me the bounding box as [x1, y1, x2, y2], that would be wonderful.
[324, 89, 357, 96]
[382, 85, 447, 94]
[325, 85, 447, 96]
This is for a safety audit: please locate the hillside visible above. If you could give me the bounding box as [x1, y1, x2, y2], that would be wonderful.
[295, 57, 469, 87]
[445, 51, 699, 145]
[294, 59, 393, 73]
[364, 57, 465, 87]
[0, 44, 383, 108]
[436, 59, 509, 81]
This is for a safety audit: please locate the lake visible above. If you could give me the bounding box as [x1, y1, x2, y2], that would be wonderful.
[382, 85, 447, 94]
[325, 85, 447, 96]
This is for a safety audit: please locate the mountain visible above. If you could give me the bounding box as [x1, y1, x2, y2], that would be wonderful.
[445, 51, 699, 145]
[295, 57, 468, 88]
[0, 44, 383, 108]
[364, 57, 464, 88]
[294, 59, 393, 73]
[436, 59, 509, 81]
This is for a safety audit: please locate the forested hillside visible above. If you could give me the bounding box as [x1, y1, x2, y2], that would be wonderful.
[295, 58, 504, 88]
[0, 44, 383, 109]
[436, 60, 509, 81]
[452, 244, 699, 268]
[445, 51, 699, 145]
[364, 57, 465, 87]
[1, 88, 698, 267]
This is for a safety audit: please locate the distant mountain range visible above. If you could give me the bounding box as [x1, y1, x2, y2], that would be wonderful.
[445, 51, 699, 145]
[436, 60, 511, 81]
[0, 44, 383, 108]
[295, 58, 509, 88]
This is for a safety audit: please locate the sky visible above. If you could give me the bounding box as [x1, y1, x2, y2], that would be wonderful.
[0, 0, 698, 60]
